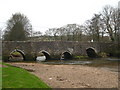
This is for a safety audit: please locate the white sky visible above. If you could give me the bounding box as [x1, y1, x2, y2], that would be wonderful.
[0, 0, 119, 34]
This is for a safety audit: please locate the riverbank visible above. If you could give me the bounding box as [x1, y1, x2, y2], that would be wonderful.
[2, 63, 51, 88]
[8, 62, 118, 88]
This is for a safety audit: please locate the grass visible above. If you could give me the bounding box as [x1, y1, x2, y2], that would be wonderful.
[11, 51, 21, 55]
[74, 55, 88, 59]
[2, 62, 51, 89]
[0, 66, 2, 89]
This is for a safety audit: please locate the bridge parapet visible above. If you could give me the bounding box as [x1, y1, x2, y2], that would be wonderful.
[2, 41, 119, 61]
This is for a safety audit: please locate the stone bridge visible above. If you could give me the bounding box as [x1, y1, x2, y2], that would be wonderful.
[2, 41, 118, 61]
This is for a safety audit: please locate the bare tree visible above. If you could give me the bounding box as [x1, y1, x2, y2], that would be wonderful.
[60, 24, 83, 41]
[112, 8, 119, 41]
[101, 5, 116, 41]
[33, 31, 42, 37]
[91, 14, 102, 41]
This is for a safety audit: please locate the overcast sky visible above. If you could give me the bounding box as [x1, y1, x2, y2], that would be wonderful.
[0, 0, 119, 34]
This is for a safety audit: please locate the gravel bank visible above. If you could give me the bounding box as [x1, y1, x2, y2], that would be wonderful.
[8, 62, 118, 88]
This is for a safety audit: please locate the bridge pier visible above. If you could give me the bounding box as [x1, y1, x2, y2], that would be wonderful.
[2, 41, 119, 61]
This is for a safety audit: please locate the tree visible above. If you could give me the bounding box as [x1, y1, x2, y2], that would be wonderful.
[3, 13, 32, 41]
[117, 7, 120, 42]
[112, 8, 119, 42]
[33, 31, 42, 37]
[101, 5, 116, 41]
[0, 28, 2, 40]
[91, 14, 102, 41]
[44, 28, 58, 41]
[60, 24, 83, 41]
[84, 14, 104, 42]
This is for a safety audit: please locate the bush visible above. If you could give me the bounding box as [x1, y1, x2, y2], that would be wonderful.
[98, 52, 108, 58]
[105, 44, 120, 58]
[74, 55, 88, 59]
[109, 50, 120, 57]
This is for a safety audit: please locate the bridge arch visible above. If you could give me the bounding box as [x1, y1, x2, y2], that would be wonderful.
[86, 47, 98, 58]
[38, 50, 51, 60]
[61, 51, 72, 60]
[9, 49, 25, 61]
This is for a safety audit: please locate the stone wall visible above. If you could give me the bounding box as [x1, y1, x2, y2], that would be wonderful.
[2, 41, 119, 60]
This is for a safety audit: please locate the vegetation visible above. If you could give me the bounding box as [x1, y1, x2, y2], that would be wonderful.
[30, 5, 119, 43]
[1, 4, 119, 42]
[3, 13, 32, 41]
[0, 65, 1, 89]
[98, 52, 108, 58]
[2, 63, 51, 88]
[11, 51, 22, 56]
[1, 4, 119, 43]
[74, 55, 88, 59]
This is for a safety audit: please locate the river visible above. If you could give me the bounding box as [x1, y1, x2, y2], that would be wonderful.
[40, 57, 120, 72]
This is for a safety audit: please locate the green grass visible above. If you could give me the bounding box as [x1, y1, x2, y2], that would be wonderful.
[2, 63, 51, 89]
[74, 55, 88, 59]
[11, 51, 21, 55]
[0, 67, 2, 89]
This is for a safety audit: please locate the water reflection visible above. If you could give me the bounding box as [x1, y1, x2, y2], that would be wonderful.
[36, 56, 46, 62]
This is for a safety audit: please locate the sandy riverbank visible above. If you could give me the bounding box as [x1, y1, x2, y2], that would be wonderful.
[8, 62, 118, 88]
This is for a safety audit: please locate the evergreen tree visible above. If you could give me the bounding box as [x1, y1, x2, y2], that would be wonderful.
[4, 13, 32, 41]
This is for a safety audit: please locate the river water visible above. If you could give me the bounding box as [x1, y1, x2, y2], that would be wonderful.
[41, 58, 120, 72]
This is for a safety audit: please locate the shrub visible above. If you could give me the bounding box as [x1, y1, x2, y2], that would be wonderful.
[74, 55, 88, 59]
[109, 50, 120, 57]
[98, 52, 108, 58]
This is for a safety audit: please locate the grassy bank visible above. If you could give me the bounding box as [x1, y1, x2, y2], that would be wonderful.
[2, 63, 51, 89]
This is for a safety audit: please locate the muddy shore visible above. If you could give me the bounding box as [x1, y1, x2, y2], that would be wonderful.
[8, 62, 118, 88]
